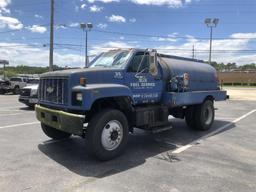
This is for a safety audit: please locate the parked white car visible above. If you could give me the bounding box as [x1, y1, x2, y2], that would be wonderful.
[9, 77, 27, 94]
[19, 84, 39, 108]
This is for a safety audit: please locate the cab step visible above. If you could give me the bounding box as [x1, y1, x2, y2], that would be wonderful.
[151, 124, 173, 133]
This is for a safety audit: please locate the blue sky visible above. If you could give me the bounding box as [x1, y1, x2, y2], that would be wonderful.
[0, 0, 256, 67]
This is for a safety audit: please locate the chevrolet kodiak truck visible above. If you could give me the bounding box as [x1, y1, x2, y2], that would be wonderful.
[35, 49, 226, 160]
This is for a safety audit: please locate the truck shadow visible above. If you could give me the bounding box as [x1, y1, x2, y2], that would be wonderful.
[19, 106, 34, 111]
[38, 119, 235, 179]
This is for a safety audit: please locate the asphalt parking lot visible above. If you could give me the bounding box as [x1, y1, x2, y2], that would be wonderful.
[0, 95, 256, 192]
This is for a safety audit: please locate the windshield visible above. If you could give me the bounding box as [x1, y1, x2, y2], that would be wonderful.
[89, 50, 132, 69]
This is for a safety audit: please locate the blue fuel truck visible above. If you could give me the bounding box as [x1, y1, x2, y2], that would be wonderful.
[35, 49, 226, 160]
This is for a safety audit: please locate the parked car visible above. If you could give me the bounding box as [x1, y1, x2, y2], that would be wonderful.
[0, 78, 11, 94]
[19, 84, 39, 108]
[27, 78, 40, 85]
[9, 77, 27, 94]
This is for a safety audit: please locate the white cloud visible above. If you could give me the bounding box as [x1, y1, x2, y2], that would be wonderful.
[81, 3, 87, 9]
[89, 5, 103, 12]
[0, 0, 10, 8]
[230, 33, 256, 39]
[106, 15, 126, 23]
[0, 0, 11, 13]
[129, 0, 195, 8]
[87, 0, 119, 3]
[26, 25, 47, 33]
[0, 42, 84, 67]
[151, 33, 179, 42]
[89, 41, 138, 55]
[129, 18, 136, 23]
[34, 14, 43, 19]
[55, 24, 66, 30]
[97, 23, 108, 29]
[69, 22, 80, 27]
[0, 15, 23, 29]
[156, 33, 256, 65]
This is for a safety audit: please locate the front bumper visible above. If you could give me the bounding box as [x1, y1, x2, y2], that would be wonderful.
[0, 86, 11, 92]
[19, 96, 38, 105]
[35, 105, 85, 136]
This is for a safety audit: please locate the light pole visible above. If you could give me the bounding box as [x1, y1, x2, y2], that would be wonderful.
[80, 23, 93, 68]
[205, 18, 219, 65]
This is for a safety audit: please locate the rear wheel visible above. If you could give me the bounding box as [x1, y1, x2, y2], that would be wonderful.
[41, 123, 71, 140]
[185, 100, 214, 131]
[86, 109, 129, 161]
[194, 100, 215, 130]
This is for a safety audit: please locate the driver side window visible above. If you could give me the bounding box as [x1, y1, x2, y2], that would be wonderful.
[128, 53, 149, 73]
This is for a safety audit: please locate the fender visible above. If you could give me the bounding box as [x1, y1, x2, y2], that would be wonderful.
[72, 84, 134, 110]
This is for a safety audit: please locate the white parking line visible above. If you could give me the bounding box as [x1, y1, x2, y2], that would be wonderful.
[172, 145, 193, 154]
[0, 113, 23, 117]
[0, 105, 24, 109]
[172, 109, 256, 154]
[0, 122, 40, 129]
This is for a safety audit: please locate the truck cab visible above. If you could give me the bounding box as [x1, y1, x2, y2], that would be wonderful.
[35, 49, 226, 160]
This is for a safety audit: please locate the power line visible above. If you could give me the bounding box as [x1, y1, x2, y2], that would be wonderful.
[1, 24, 256, 41]
[92, 29, 256, 40]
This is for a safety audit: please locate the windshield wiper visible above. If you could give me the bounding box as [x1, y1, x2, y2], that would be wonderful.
[93, 64, 108, 68]
[112, 62, 122, 66]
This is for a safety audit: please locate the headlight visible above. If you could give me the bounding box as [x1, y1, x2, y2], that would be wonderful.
[76, 93, 83, 101]
[31, 89, 38, 96]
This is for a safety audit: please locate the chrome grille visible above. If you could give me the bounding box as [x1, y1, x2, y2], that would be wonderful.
[20, 89, 31, 97]
[39, 78, 68, 105]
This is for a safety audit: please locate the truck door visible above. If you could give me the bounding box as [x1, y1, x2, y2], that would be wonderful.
[125, 52, 163, 104]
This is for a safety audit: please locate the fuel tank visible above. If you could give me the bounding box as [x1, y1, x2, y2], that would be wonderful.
[158, 54, 219, 91]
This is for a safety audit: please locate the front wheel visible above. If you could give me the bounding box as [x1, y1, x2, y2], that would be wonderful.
[41, 123, 71, 140]
[0, 89, 5, 94]
[86, 109, 129, 161]
[13, 86, 20, 95]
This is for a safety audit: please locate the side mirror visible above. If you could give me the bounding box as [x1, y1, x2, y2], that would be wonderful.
[149, 51, 158, 77]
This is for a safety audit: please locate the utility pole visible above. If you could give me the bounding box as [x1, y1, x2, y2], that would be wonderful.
[192, 45, 195, 59]
[49, 0, 54, 71]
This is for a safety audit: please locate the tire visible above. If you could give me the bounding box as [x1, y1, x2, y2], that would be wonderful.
[26, 104, 35, 109]
[0, 89, 5, 94]
[194, 100, 215, 131]
[86, 109, 129, 161]
[41, 123, 71, 140]
[185, 105, 196, 129]
[13, 86, 20, 95]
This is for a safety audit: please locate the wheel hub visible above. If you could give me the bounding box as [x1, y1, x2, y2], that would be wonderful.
[110, 130, 118, 141]
[204, 105, 213, 125]
[101, 120, 123, 151]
